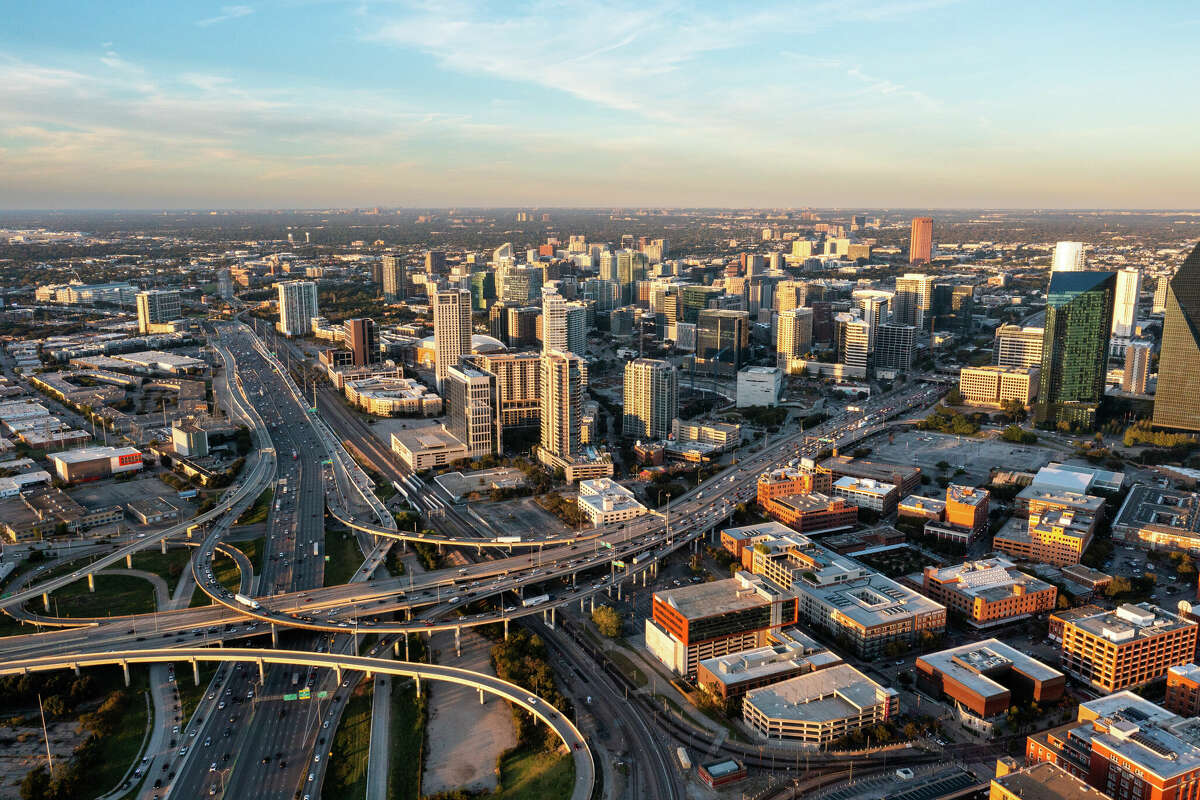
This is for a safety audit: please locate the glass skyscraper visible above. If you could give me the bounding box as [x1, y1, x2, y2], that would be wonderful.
[1034, 271, 1116, 430]
[1152, 243, 1200, 432]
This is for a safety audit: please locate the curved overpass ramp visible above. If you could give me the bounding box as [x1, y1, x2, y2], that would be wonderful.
[325, 503, 604, 549]
[0, 647, 594, 800]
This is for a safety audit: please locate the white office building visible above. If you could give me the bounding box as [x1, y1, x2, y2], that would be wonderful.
[276, 280, 318, 337]
[433, 289, 471, 391]
[1051, 241, 1086, 272]
[736, 366, 783, 408]
[1111, 267, 1141, 340]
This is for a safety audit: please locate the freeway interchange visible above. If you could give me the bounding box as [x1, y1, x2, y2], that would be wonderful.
[0, 317, 942, 800]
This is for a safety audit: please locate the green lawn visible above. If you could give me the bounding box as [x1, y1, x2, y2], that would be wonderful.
[493, 745, 576, 800]
[212, 537, 263, 594]
[235, 487, 273, 525]
[324, 527, 364, 587]
[387, 681, 426, 800]
[130, 547, 194, 593]
[93, 686, 150, 797]
[189, 584, 211, 608]
[48, 573, 156, 618]
[174, 661, 219, 722]
[326, 683, 373, 798]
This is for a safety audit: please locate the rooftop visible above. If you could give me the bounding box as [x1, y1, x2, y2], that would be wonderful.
[698, 628, 840, 684]
[743, 664, 896, 723]
[1070, 603, 1196, 644]
[833, 475, 896, 496]
[917, 639, 1063, 704]
[655, 572, 775, 621]
[993, 762, 1109, 800]
[1113, 484, 1200, 538]
[48, 445, 140, 464]
[1074, 692, 1200, 780]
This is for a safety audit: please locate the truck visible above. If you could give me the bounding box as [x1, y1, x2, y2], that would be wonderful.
[496, 536, 522, 544]
[292, 672, 300, 687]
[234, 593, 261, 610]
[522, 594, 550, 608]
[312, 542, 319, 557]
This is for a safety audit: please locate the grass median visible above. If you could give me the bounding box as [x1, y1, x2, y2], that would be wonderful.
[326, 682, 373, 797]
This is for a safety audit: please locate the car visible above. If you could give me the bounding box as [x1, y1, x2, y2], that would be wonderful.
[308, 773, 315, 782]
[209, 762, 217, 772]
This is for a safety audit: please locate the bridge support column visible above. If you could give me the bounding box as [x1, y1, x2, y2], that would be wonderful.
[271, 624, 278, 647]
[121, 660, 130, 687]
[42, 592, 49, 612]
[550, 606, 555, 626]
[589, 596, 595, 614]
[455, 626, 461, 658]
[161, 538, 168, 555]
[335, 665, 342, 684]
[192, 659, 199, 686]
[580, 598, 585, 613]
[125, 553, 133, 569]
[503, 618, 508, 641]
[258, 658, 265, 684]
[479, 687, 484, 705]
[477, 545, 482, 556]
[73, 664, 80, 676]
[415, 676, 421, 698]
[87, 573, 95, 592]
[393, 639, 400, 658]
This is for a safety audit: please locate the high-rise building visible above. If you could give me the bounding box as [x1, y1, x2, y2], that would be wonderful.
[469, 270, 495, 311]
[424, 250, 446, 274]
[506, 306, 539, 347]
[681, 285, 724, 323]
[492, 242, 514, 263]
[276, 280, 318, 337]
[499, 266, 542, 304]
[616, 250, 648, 304]
[622, 358, 678, 439]
[540, 350, 585, 460]
[135, 289, 181, 334]
[1123, 340, 1152, 395]
[994, 324, 1045, 369]
[432, 289, 471, 391]
[343, 318, 379, 367]
[851, 289, 892, 349]
[835, 315, 870, 374]
[893, 273, 934, 330]
[1034, 271, 1116, 430]
[1152, 243, 1200, 432]
[909, 217, 933, 265]
[381, 254, 405, 301]
[568, 234, 587, 254]
[696, 310, 750, 376]
[1154, 273, 1171, 314]
[776, 308, 814, 369]
[1051, 241, 1086, 272]
[473, 352, 540, 446]
[1111, 267, 1141, 341]
[874, 324, 916, 374]
[216, 268, 233, 300]
[444, 364, 496, 458]
[774, 280, 806, 312]
[540, 289, 586, 359]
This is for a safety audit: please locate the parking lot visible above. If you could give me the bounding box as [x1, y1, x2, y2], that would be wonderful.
[69, 475, 192, 513]
[865, 429, 1060, 487]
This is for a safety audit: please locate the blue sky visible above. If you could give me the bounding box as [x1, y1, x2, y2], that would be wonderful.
[2, 1, 1198, 209]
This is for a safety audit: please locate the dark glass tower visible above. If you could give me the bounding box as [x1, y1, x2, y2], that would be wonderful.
[1152, 243, 1200, 432]
[1034, 271, 1116, 430]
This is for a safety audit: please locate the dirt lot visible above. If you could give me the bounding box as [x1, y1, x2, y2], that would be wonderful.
[864, 429, 1059, 487]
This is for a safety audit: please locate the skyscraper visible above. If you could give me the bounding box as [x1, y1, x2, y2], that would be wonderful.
[540, 350, 585, 460]
[1111, 267, 1141, 340]
[1152, 243, 1200, 432]
[852, 289, 892, 350]
[343, 318, 379, 367]
[622, 359, 678, 440]
[1122, 340, 1152, 395]
[894, 273, 934, 330]
[1034, 271, 1116, 430]
[433, 289, 471, 391]
[909, 217, 933, 265]
[381, 254, 405, 301]
[424, 250, 446, 274]
[835, 314, 870, 374]
[276, 280, 318, 337]
[616, 250, 648, 305]
[469, 270, 495, 311]
[445, 364, 496, 458]
[1051, 241, 1086, 272]
[776, 307, 814, 369]
[216, 268, 233, 300]
[875, 324, 916, 374]
[136, 289, 181, 334]
[696, 309, 750, 376]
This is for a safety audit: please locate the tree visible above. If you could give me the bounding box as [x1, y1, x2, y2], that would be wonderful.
[592, 605, 622, 638]
[945, 387, 962, 406]
[19, 765, 50, 800]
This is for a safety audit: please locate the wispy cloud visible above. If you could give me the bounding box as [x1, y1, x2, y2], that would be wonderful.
[196, 5, 254, 27]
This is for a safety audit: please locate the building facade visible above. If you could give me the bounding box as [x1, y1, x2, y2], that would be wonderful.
[1035, 271, 1116, 430]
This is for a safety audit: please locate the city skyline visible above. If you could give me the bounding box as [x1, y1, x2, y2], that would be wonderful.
[3, 2, 1200, 209]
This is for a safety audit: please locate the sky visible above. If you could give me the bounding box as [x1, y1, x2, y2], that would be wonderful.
[2, 1, 1199, 210]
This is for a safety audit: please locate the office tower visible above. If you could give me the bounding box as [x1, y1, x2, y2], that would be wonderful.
[643, 239, 667, 264]
[776, 308, 814, 369]
[135, 289, 181, 334]
[825, 238, 851, 257]
[474, 352, 541, 446]
[540, 350, 584, 459]
[893, 273, 934, 330]
[276, 280, 318, 337]
[1051, 241, 1086, 272]
[1123, 340, 1152, 395]
[493, 242, 514, 262]
[217, 268, 233, 300]
[444, 364, 496, 458]
[506, 306, 539, 347]
[488, 301, 509, 342]
[950, 285, 974, 333]
[1154, 274, 1170, 314]
[681, 285, 724, 323]
[432, 289, 471, 391]
[875, 324, 916, 374]
[424, 250, 446, 274]
[598, 251, 618, 283]
[381, 254, 405, 301]
[835, 314, 870, 374]
[582, 278, 620, 312]
[774, 280, 805, 312]
[1111, 267, 1141, 339]
[1153, 244, 1200, 431]
[1034, 271, 1116, 430]
[468, 270, 495, 311]
[994, 324, 1045, 369]
[500, 266, 542, 304]
[617, 250, 648, 304]
[541, 290, 584, 357]
[343, 318, 379, 367]
[791, 240, 816, 259]
[696, 310, 750, 376]
[909, 217, 933, 265]
[744, 254, 765, 276]
[852, 290, 892, 349]
[622, 358, 678, 439]
[568, 234, 587, 254]
[811, 302, 834, 343]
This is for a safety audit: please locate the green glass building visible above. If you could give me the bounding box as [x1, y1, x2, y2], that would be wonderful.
[1034, 271, 1116, 430]
[1152, 243, 1200, 432]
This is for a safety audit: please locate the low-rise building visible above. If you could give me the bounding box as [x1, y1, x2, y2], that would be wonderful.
[344, 376, 442, 417]
[736, 366, 782, 408]
[577, 478, 648, 526]
[1165, 663, 1200, 718]
[696, 628, 842, 701]
[918, 558, 1057, 629]
[915, 639, 1065, 734]
[126, 497, 180, 525]
[390, 427, 468, 472]
[990, 761, 1109, 800]
[832, 475, 899, 514]
[757, 461, 833, 503]
[171, 421, 209, 458]
[48, 446, 143, 483]
[958, 365, 1039, 407]
[994, 506, 1096, 567]
[697, 759, 746, 789]
[760, 492, 859, 534]
[1058, 603, 1198, 693]
[741, 664, 899, 745]
[670, 419, 742, 452]
[821, 454, 922, 496]
[1112, 483, 1200, 553]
